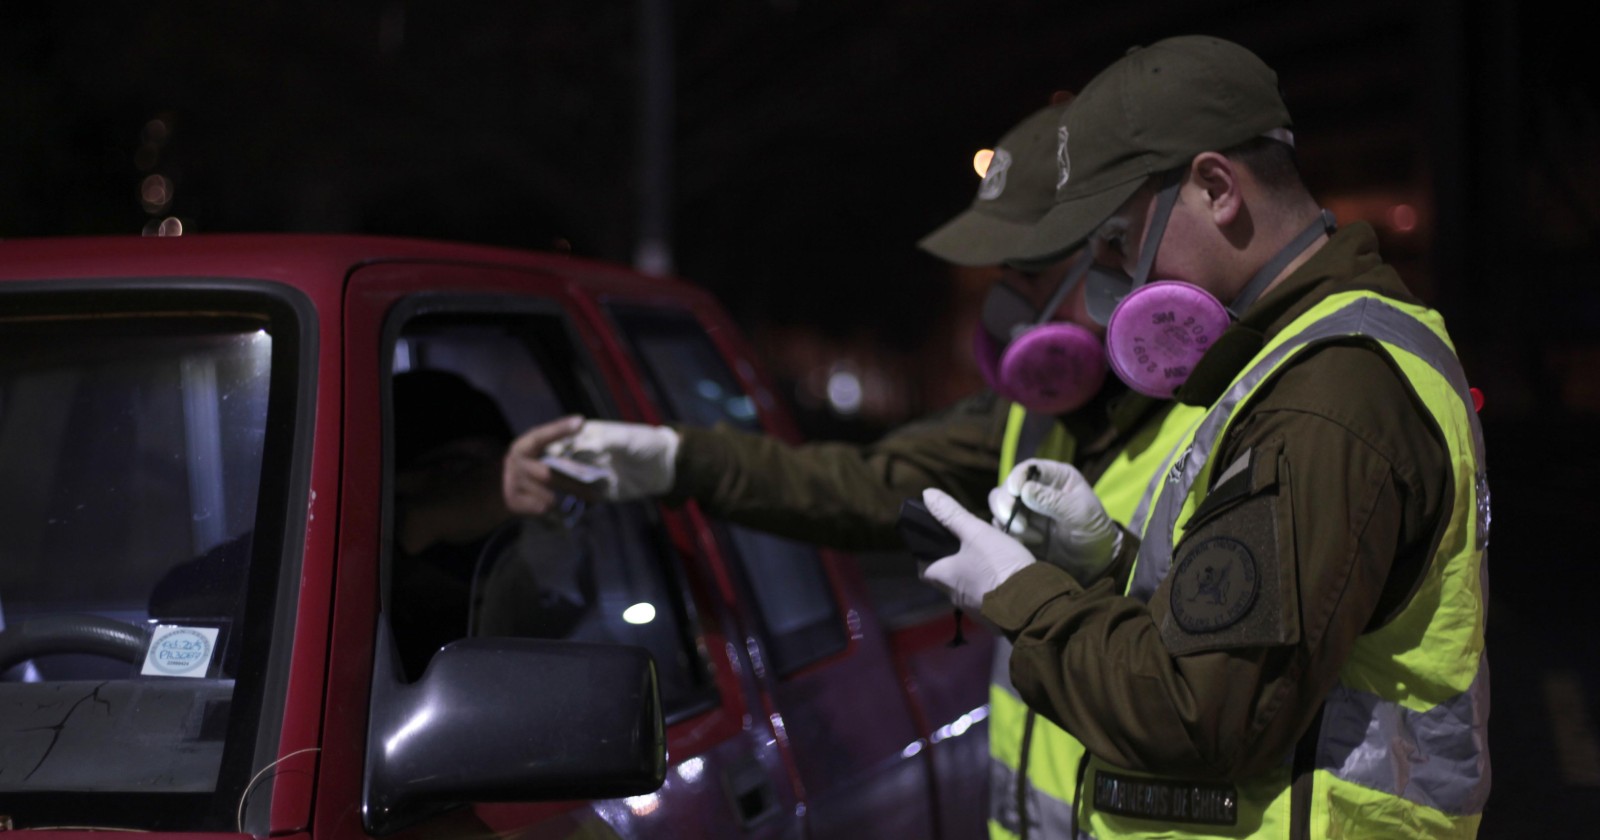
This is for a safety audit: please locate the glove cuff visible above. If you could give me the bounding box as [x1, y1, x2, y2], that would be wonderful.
[639, 425, 680, 497]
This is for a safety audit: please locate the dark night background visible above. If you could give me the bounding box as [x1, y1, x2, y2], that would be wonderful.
[4, 2, 1597, 834]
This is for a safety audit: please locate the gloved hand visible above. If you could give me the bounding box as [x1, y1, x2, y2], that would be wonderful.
[917, 487, 1036, 613]
[503, 417, 680, 514]
[988, 458, 1121, 583]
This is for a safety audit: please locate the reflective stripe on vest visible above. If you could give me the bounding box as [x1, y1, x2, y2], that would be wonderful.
[1318, 662, 1490, 815]
[1100, 293, 1488, 837]
[1130, 295, 1486, 602]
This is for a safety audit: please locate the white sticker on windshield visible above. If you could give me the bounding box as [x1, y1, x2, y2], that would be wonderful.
[142, 625, 220, 678]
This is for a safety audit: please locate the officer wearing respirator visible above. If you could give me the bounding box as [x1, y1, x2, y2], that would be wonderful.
[918, 35, 1490, 839]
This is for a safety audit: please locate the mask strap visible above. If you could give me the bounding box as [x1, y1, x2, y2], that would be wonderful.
[1031, 253, 1093, 328]
[979, 282, 1037, 343]
[1128, 169, 1185, 288]
[1226, 209, 1337, 318]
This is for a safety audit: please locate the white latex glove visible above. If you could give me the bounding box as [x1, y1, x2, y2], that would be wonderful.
[552, 419, 680, 502]
[917, 488, 1036, 613]
[988, 458, 1121, 583]
[505, 417, 681, 514]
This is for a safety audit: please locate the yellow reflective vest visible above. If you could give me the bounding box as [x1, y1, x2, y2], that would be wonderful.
[1072, 291, 1490, 839]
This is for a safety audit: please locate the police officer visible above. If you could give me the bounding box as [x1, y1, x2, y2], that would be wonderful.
[918, 35, 1490, 838]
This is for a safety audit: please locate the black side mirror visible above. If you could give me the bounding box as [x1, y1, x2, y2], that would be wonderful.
[363, 629, 665, 835]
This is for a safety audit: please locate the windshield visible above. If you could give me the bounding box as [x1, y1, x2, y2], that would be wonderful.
[0, 305, 292, 829]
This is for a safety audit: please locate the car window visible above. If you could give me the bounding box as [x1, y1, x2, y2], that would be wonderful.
[0, 298, 302, 830]
[607, 305, 847, 676]
[383, 309, 716, 717]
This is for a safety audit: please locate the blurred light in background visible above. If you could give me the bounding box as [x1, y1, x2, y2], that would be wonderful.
[142, 217, 184, 237]
[725, 395, 758, 422]
[137, 116, 181, 232]
[1388, 203, 1418, 233]
[143, 118, 169, 145]
[826, 367, 862, 415]
[1321, 190, 1432, 300]
[756, 318, 987, 432]
[973, 149, 994, 178]
[1323, 191, 1428, 237]
[137, 119, 168, 172]
[140, 174, 173, 213]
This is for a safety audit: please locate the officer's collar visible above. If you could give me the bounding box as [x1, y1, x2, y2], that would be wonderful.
[1176, 326, 1265, 406]
[1175, 223, 1382, 406]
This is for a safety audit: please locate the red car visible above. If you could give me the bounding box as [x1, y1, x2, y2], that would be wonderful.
[0, 235, 992, 838]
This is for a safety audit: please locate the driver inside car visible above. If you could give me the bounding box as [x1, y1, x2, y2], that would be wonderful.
[388, 369, 599, 681]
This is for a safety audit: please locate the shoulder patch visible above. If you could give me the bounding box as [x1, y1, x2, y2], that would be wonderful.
[1158, 450, 1299, 656]
[1170, 537, 1259, 633]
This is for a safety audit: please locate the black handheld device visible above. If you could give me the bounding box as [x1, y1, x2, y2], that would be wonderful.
[541, 454, 613, 499]
[897, 497, 970, 647]
[897, 498, 961, 562]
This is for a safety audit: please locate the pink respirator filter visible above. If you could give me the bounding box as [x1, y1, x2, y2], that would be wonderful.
[975, 323, 1107, 415]
[1104, 280, 1229, 398]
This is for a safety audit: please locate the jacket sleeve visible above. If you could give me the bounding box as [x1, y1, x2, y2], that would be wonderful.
[667, 391, 1010, 551]
[981, 346, 1450, 779]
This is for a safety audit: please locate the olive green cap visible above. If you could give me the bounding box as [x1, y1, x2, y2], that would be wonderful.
[917, 100, 1071, 267]
[1015, 36, 1293, 263]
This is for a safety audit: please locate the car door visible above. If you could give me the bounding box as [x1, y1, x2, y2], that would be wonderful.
[574, 285, 940, 839]
[323, 260, 802, 839]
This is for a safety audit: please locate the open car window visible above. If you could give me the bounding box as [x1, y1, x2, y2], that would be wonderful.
[382, 307, 716, 719]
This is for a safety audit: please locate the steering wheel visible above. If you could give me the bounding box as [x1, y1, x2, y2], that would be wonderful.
[0, 614, 151, 672]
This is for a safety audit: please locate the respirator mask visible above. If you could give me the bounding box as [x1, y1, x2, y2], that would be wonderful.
[973, 254, 1108, 415]
[1085, 171, 1336, 398]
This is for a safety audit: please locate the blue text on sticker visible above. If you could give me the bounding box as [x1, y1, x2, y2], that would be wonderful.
[142, 625, 221, 678]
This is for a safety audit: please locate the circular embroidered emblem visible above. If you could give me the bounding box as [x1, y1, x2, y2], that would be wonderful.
[1170, 537, 1259, 633]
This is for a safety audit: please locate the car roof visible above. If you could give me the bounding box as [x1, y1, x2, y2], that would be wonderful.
[0, 233, 695, 301]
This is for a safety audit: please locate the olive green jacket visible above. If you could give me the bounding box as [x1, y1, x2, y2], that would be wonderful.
[667, 391, 1012, 551]
[667, 374, 1165, 553]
